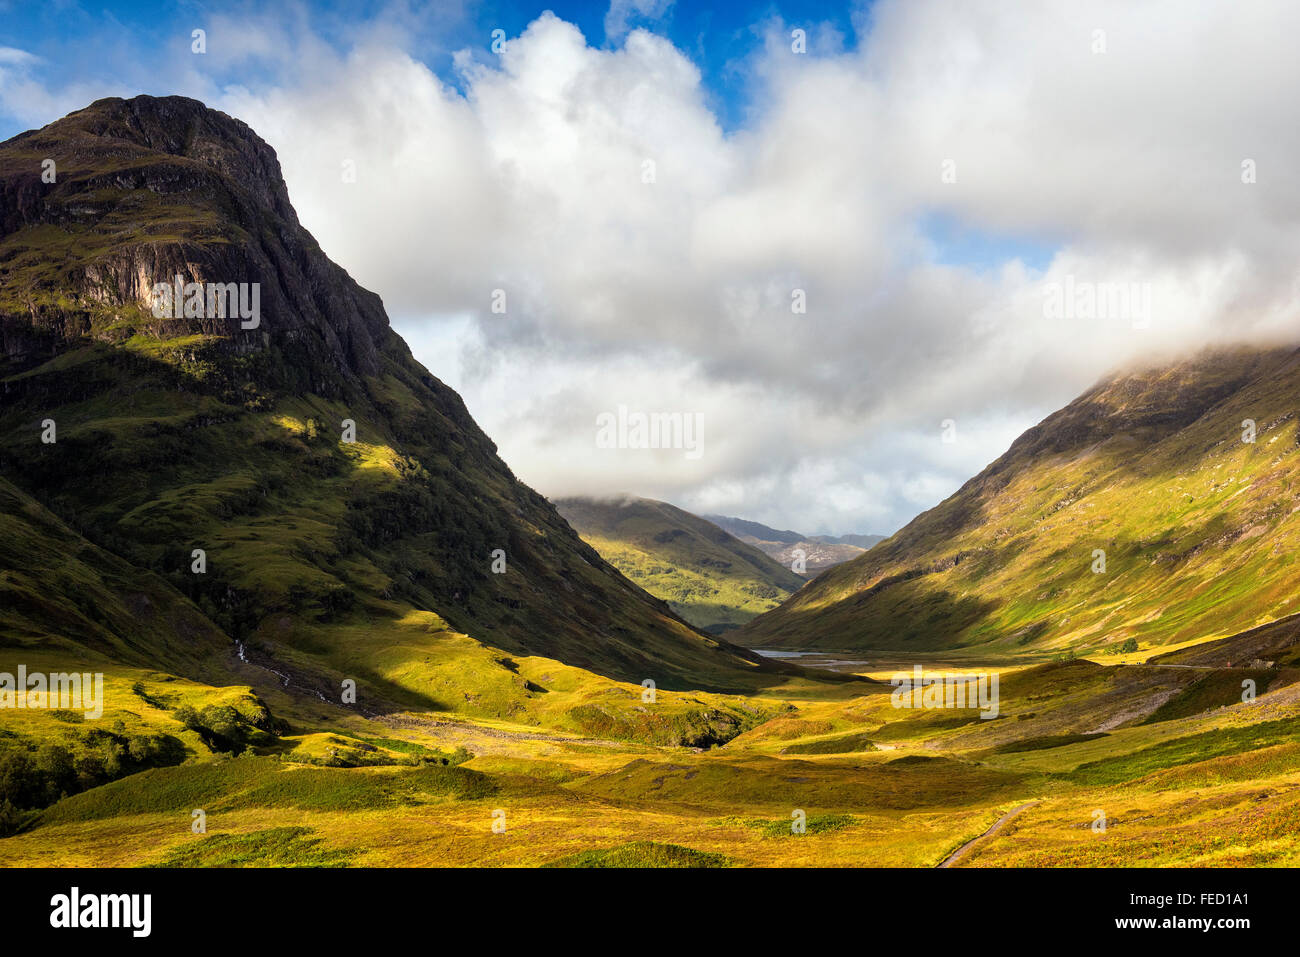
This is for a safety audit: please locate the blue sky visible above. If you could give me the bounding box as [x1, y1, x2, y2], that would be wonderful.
[0, 0, 863, 137]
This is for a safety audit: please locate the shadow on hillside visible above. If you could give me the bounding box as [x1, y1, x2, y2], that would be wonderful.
[740, 577, 1001, 655]
[0, 340, 864, 705]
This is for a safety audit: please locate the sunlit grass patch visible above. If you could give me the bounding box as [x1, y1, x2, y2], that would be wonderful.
[782, 731, 877, 755]
[38, 754, 497, 825]
[148, 826, 355, 867]
[1067, 716, 1300, 786]
[543, 841, 734, 868]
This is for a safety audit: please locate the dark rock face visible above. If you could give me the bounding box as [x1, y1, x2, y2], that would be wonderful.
[0, 95, 385, 381]
[0, 95, 774, 692]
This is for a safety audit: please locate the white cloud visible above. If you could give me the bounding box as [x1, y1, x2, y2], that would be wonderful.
[8, 2, 1300, 534]
[219, 2, 1300, 533]
[0, 47, 37, 66]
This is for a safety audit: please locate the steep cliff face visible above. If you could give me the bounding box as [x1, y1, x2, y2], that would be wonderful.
[0, 95, 385, 380]
[0, 95, 775, 707]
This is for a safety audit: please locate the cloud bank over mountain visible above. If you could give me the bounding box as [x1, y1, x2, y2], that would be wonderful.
[6, 0, 1300, 533]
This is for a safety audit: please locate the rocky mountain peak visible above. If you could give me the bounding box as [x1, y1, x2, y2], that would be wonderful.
[0, 94, 387, 384]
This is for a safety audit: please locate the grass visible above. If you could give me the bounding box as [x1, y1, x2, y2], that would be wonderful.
[148, 826, 356, 867]
[1066, 716, 1300, 786]
[782, 731, 878, 754]
[4, 647, 1300, 866]
[544, 841, 733, 868]
[754, 813, 858, 837]
[38, 755, 496, 825]
[993, 733, 1108, 754]
[1140, 669, 1274, 723]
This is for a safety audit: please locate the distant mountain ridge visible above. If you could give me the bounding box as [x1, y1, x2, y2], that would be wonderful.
[814, 533, 887, 549]
[555, 496, 805, 633]
[701, 516, 805, 545]
[704, 515, 884, 576]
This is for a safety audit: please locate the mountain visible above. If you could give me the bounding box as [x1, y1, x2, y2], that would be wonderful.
[750, 539, 867, 576]
[554, 496, 805, 633]
[739, 344, 1300, 654]
[813, 533, 887, 549]
[702, 516, 805, 544]
[0, 94, 791, 738]
[3, 96, 1299, 873]
[704, 514, 880, 576]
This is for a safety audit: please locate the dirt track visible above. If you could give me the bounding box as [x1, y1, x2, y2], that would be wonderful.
[938, 800, 1040, 867]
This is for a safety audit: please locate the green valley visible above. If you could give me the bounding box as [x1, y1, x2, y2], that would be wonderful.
[2, 95, 1299, 873]
[554, 496, 805, 633]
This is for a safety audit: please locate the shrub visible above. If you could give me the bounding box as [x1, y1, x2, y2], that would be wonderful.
[0, 799, 27, 838]
[172, 703, 275, 754]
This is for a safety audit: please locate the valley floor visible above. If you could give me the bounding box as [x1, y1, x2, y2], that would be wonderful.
[4, 638, 1299, 867]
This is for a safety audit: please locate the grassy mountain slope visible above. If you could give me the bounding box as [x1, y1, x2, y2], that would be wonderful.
[740, 344, 1300, 654]
[0, 475, 229, 679]
[554, 496, 805, 633]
